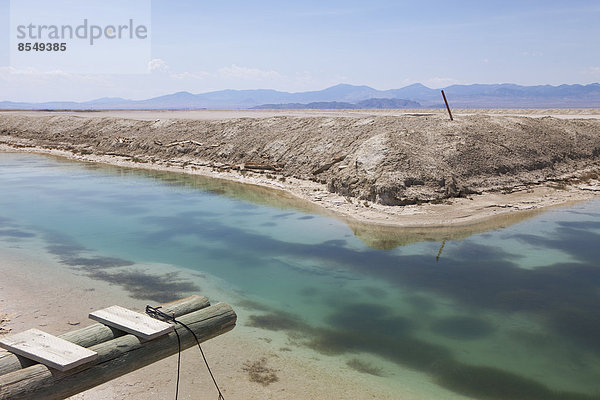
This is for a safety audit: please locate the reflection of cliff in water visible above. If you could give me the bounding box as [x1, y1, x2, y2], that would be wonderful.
[69, 154, 551, 249]
[141, 166, 549, 250]
[344, 208, 546, 249]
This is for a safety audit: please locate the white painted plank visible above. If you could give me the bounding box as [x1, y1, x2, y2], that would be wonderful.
[89, 306, 173, 340]
[0, 329, 97, 372]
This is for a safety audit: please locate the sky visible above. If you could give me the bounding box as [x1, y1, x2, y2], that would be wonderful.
[1, 0, 599, 102]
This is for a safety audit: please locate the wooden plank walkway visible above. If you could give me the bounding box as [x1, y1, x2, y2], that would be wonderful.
[0, 302, 236, 400]
[89, 305, 173, 340]
[0, 295, 210, 377]
[0, 329, 97, 372]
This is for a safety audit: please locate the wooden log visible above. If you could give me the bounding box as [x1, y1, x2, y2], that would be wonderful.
[104, 152, 132, 157]
[0, 295, 209, 377]
[165, 140, 204, 147]
[0, 302, 236, 400]
[311, 155, 347, 175]
[243, 162, 280, 171]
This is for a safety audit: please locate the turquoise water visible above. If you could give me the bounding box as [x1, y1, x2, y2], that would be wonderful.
[1, 152, 600, 399]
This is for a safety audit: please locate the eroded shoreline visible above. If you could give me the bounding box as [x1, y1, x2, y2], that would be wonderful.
[1, 142, 599, 243]
[1, 109, 600, 245]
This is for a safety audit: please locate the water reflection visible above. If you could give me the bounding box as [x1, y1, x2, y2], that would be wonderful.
[1, 152, 600, 399]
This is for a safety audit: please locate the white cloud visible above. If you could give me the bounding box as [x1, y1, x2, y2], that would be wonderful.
[292, 70, 314, 86]
[170, 71, 210, 80]
[148, 58, 169, 73]
[218, 64, 281, 80]
[0, 66, 70, 78]
[579, 66, 600, 78]
[423, 77, 460, 88]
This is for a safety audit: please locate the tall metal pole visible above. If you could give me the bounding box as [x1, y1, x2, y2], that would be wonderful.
[441, 90, 453, 121]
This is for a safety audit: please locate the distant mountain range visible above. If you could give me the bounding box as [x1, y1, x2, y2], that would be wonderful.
[1, 83, 599, 110]
[251, 98, 422, 109]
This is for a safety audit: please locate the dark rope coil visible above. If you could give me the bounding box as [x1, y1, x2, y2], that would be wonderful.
[146, 305, 225, 400]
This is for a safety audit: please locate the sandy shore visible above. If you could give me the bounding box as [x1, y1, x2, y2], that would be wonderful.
[0, 241, 457, 400]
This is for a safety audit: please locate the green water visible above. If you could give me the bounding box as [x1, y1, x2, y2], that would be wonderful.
[1, 152, 600, 400]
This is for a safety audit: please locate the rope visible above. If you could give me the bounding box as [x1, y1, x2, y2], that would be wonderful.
[174, 326, 182, 400]
[146, 305, 225, 400]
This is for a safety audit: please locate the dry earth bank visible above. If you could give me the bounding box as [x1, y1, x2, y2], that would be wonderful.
[1, 111, 600, 232]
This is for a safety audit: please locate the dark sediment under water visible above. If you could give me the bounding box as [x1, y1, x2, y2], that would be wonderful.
[1, 152, 600, 399]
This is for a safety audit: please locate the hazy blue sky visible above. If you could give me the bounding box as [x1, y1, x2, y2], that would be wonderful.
[1, 0, 599, 101]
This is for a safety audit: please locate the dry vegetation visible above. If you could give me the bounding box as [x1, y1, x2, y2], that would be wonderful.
[0, 312, 10, 335]
[242, 357, 279, 386]
[346, 358, 385, 377]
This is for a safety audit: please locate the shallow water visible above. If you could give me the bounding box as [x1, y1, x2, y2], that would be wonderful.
[1, 152, 600, 400]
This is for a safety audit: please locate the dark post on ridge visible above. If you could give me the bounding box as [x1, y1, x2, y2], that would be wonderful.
[441, 90, 453, 121]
